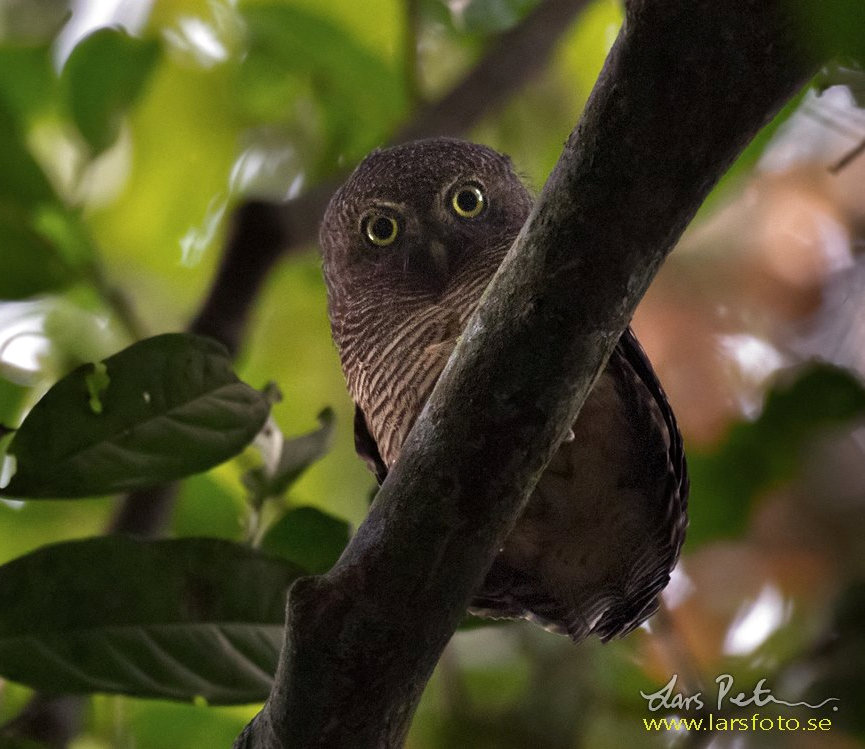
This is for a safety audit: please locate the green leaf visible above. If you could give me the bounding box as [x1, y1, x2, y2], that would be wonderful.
[1, 333, 270, 498]
[260, 506, 349, 574]
[0, 104, 57, 208]
[237, 4, 406, 167]
[0, 537, 304, 703]
[791, 0, 865, 64]
[0, 213, 73, 299]
[0, 105, 89, 298]
[0, 42, 56, 122]
[246, 408, 335, 502]
[61, 27, 160, 153]
[803, 582, 865, 738]
[453, 0, 540, 34]
[686, 363, 865, 546]
[172, 474, 243, 540]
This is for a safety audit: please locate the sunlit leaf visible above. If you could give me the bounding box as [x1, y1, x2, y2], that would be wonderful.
[0, 536, 304, 703]
[1, 333, 270, 498]
[687, 364, 865, 546]
[32, 205, 99, 270]
[260, 506, 349, 574]
[61, 27, 160, 153]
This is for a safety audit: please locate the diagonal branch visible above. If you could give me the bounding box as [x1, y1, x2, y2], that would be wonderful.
[235, 1, 816, 747]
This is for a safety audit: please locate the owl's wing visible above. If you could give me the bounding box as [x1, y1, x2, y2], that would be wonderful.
[619, 326, 689, 507]
[354, 404, 388, 484]
[470, 326, 689, 642]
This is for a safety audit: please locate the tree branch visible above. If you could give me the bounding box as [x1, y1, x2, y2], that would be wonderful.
[235, 1, 815, 747]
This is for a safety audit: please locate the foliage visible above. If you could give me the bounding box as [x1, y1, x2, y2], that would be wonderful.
[0, 536, 302, 703]
[687, 364, 865, 546]
[1, 334, 270, 498]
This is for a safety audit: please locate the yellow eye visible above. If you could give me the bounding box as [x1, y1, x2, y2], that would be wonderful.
[451, 184, 485, 218]
[364, 213, 399, 246]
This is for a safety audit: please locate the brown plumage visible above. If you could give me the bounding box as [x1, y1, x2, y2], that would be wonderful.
[320, 138, 688, 642]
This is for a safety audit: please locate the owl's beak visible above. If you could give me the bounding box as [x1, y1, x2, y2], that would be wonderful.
[427, 240, 450, 281]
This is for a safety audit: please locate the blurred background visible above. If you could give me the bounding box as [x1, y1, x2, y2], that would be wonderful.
[1, 0, 865, 747]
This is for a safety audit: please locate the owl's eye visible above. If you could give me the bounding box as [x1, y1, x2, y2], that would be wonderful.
[450, 184, 485, 218]
[363, 213, 399, 246]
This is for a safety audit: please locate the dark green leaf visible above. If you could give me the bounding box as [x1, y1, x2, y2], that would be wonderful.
[791, 0, 865, 64]
[1, 333, 270, 498]
[0, 537, 304, 703]
[260, 506, 349, 574]
[0, 218, 74, 299]
[0, 42, 56, 121]
[0, 107, 88, 298]
[61, 27, 160, 153]
[803, 583, 865, 738]
[0, 104, 57, 208]
[686, 363, 865, 546]
[247, 408, 335, 502]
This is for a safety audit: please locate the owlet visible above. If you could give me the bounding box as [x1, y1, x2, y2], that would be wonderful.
[320, 137, 688, 641]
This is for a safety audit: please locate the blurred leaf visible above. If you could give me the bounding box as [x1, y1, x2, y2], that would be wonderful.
[818, 63, 865, 107]
[173, 474, 243, 540]
[802, 582, 865, 738]
[32, 204, 98, 269]
[0, 214, 73, 298]
[245, 408, 335, 503]
[0, 42, 56, 121]
[0, 536, 304, 703]
[0, 104, 57, 207]
[61, 27, 160, 153]
[0, 104, 90, 297]
[453, 0, 539, 34]
[126, 700, 251, 749]
[1, 333, 270, 498]
[237, 4, 406, 168]
[260, 505, 349, 574]
[791, 0, 865, 63]
[687, 363, 865, 546]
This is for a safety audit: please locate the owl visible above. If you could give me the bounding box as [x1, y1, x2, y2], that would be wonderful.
[320, 137, 688, 642]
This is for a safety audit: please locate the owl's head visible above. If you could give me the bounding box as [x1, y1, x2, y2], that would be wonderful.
[320, 138, 532, 309]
